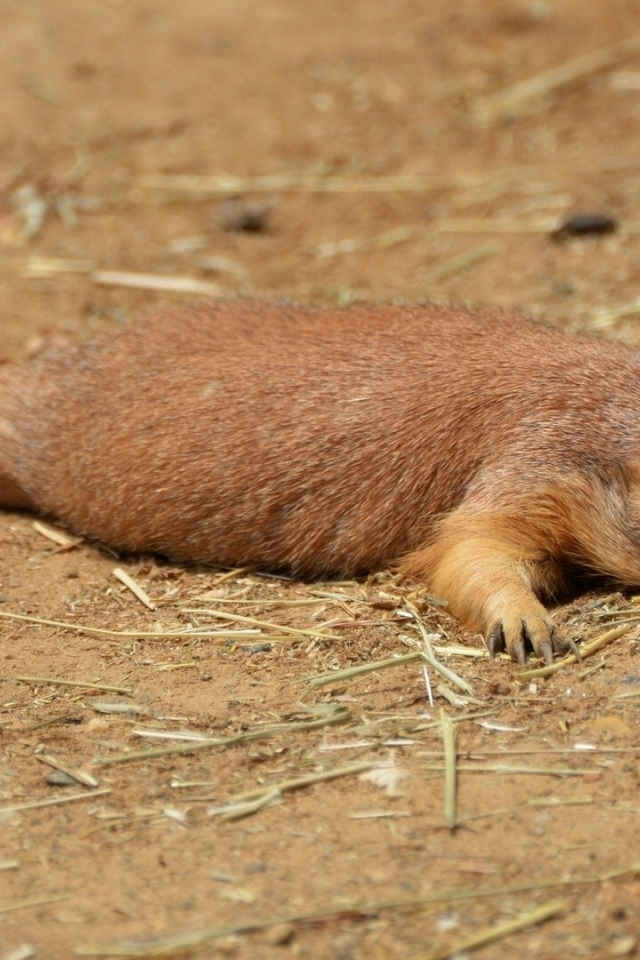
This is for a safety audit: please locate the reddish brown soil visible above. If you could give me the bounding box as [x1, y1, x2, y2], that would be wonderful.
[3, 3, 640, 958]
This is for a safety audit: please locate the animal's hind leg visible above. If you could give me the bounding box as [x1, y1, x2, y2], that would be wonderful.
[400, 508, 575, 664]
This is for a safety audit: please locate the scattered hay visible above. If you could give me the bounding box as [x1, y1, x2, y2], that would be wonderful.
[73, 865, 640, 957]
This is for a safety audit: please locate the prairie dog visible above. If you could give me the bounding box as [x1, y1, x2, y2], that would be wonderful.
[2, 298, 640, 664]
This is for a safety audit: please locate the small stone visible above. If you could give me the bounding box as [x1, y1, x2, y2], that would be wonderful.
[219, 196, 270, 232]
[552, 213, 618, 240]
[45, 770, 76, 787]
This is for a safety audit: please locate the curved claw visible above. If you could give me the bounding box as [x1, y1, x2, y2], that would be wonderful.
[539, 640, 554, 666]
[484, 612, 577, 669]
[567, 637, 582, 663]
[513, 638, 527, 665]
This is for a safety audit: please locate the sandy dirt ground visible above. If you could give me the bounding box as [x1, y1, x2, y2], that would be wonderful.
[3, 2, 640, 958]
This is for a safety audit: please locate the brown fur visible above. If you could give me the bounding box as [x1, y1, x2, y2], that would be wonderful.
[2, 298, 640, 662]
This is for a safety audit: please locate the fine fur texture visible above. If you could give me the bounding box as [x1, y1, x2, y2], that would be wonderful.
[2, 298, 640, 663]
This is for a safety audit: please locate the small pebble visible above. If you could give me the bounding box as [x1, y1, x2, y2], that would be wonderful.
[552, 213, 618, 240]
[219, 196, 270, 232]
[45, 770, 76, 787]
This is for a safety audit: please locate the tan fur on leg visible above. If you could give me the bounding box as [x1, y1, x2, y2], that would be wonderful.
[400, 510, 568, 662]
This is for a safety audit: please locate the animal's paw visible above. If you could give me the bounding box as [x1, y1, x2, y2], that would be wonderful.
[486, 610, 580, 665]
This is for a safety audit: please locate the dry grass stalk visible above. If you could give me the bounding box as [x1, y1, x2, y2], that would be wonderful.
[362, 708, 499, 737]
[349, 810, 411, 820]
[432, 644, 487, 659]
[429, 242, 498, 282]
[193, 596, 329, 607]
[307, 588, 366, 601]
[474, 34, 640, 123]
[230, 761, 375, 803]
[0, 609, 273, 641]
[96, 705, 352, 766]
[92, 269, 220, 297]
[156, 661, 197, 672]
[406, 601, 476, 694]
[211, 761, 375, 821]
[595, 607, 640, 621]
[317, 225, 413, 258]
[134, 156, 640, 198]
[23, 712, 82, 732]
[401, 601, 435, 704]
[36, 754, 99, 788]
[181, 606, 340, 641]
[578, 658, 607, 679]
[75, 908, 376, 957]
[440, 709, 457, 830]
[303, 650, 423, 691]
[207, 566, 254, 584]
[529, 796, 593, 807]
[423, 763, 592, 777]
[136, 171, 490, 196]
[113, 568, 156, 610]
[32, 519, 82, 549]
[23, 256, 95, 277]
[14, 675, 133, 694]
[473, 746, 640, 756]
[437, 217, 557, 233]
[422, 653, 474, 696]
[0, 788, 111, 816]
[132, 727, 221, 742]
[422, 660, 434, 707]
[413, 899, 565, 960]
[437, 684, 484, 708]
[0, 893, 71, 915]
[517, 625, 629, 682]
[209, 788, 282, 821]
[90, 702, 142, 715]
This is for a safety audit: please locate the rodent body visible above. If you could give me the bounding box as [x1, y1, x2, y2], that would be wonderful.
[2, 298, 640, 663]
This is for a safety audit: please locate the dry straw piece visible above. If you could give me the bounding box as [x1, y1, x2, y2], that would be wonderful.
[210, 761, 375, 821]
[133, 155, 640, 199]
[181, 606, 340, 641]
[21, 258, 223, 295]
[0, 609, 281, 642]
[440, 709, 457, 831]
[429, 242, 499, 282]
[92, 270, 220, 297]
[96, 705, 352, 767]
[413, 899, 565, 960]
[474, 34, 640, 123]
[32, 519, 82, 549]
[0, 893, 71, 916]
[113, 567, 156, 611]
[0, 788, 111, 817]
[14, 675, 133, 694]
